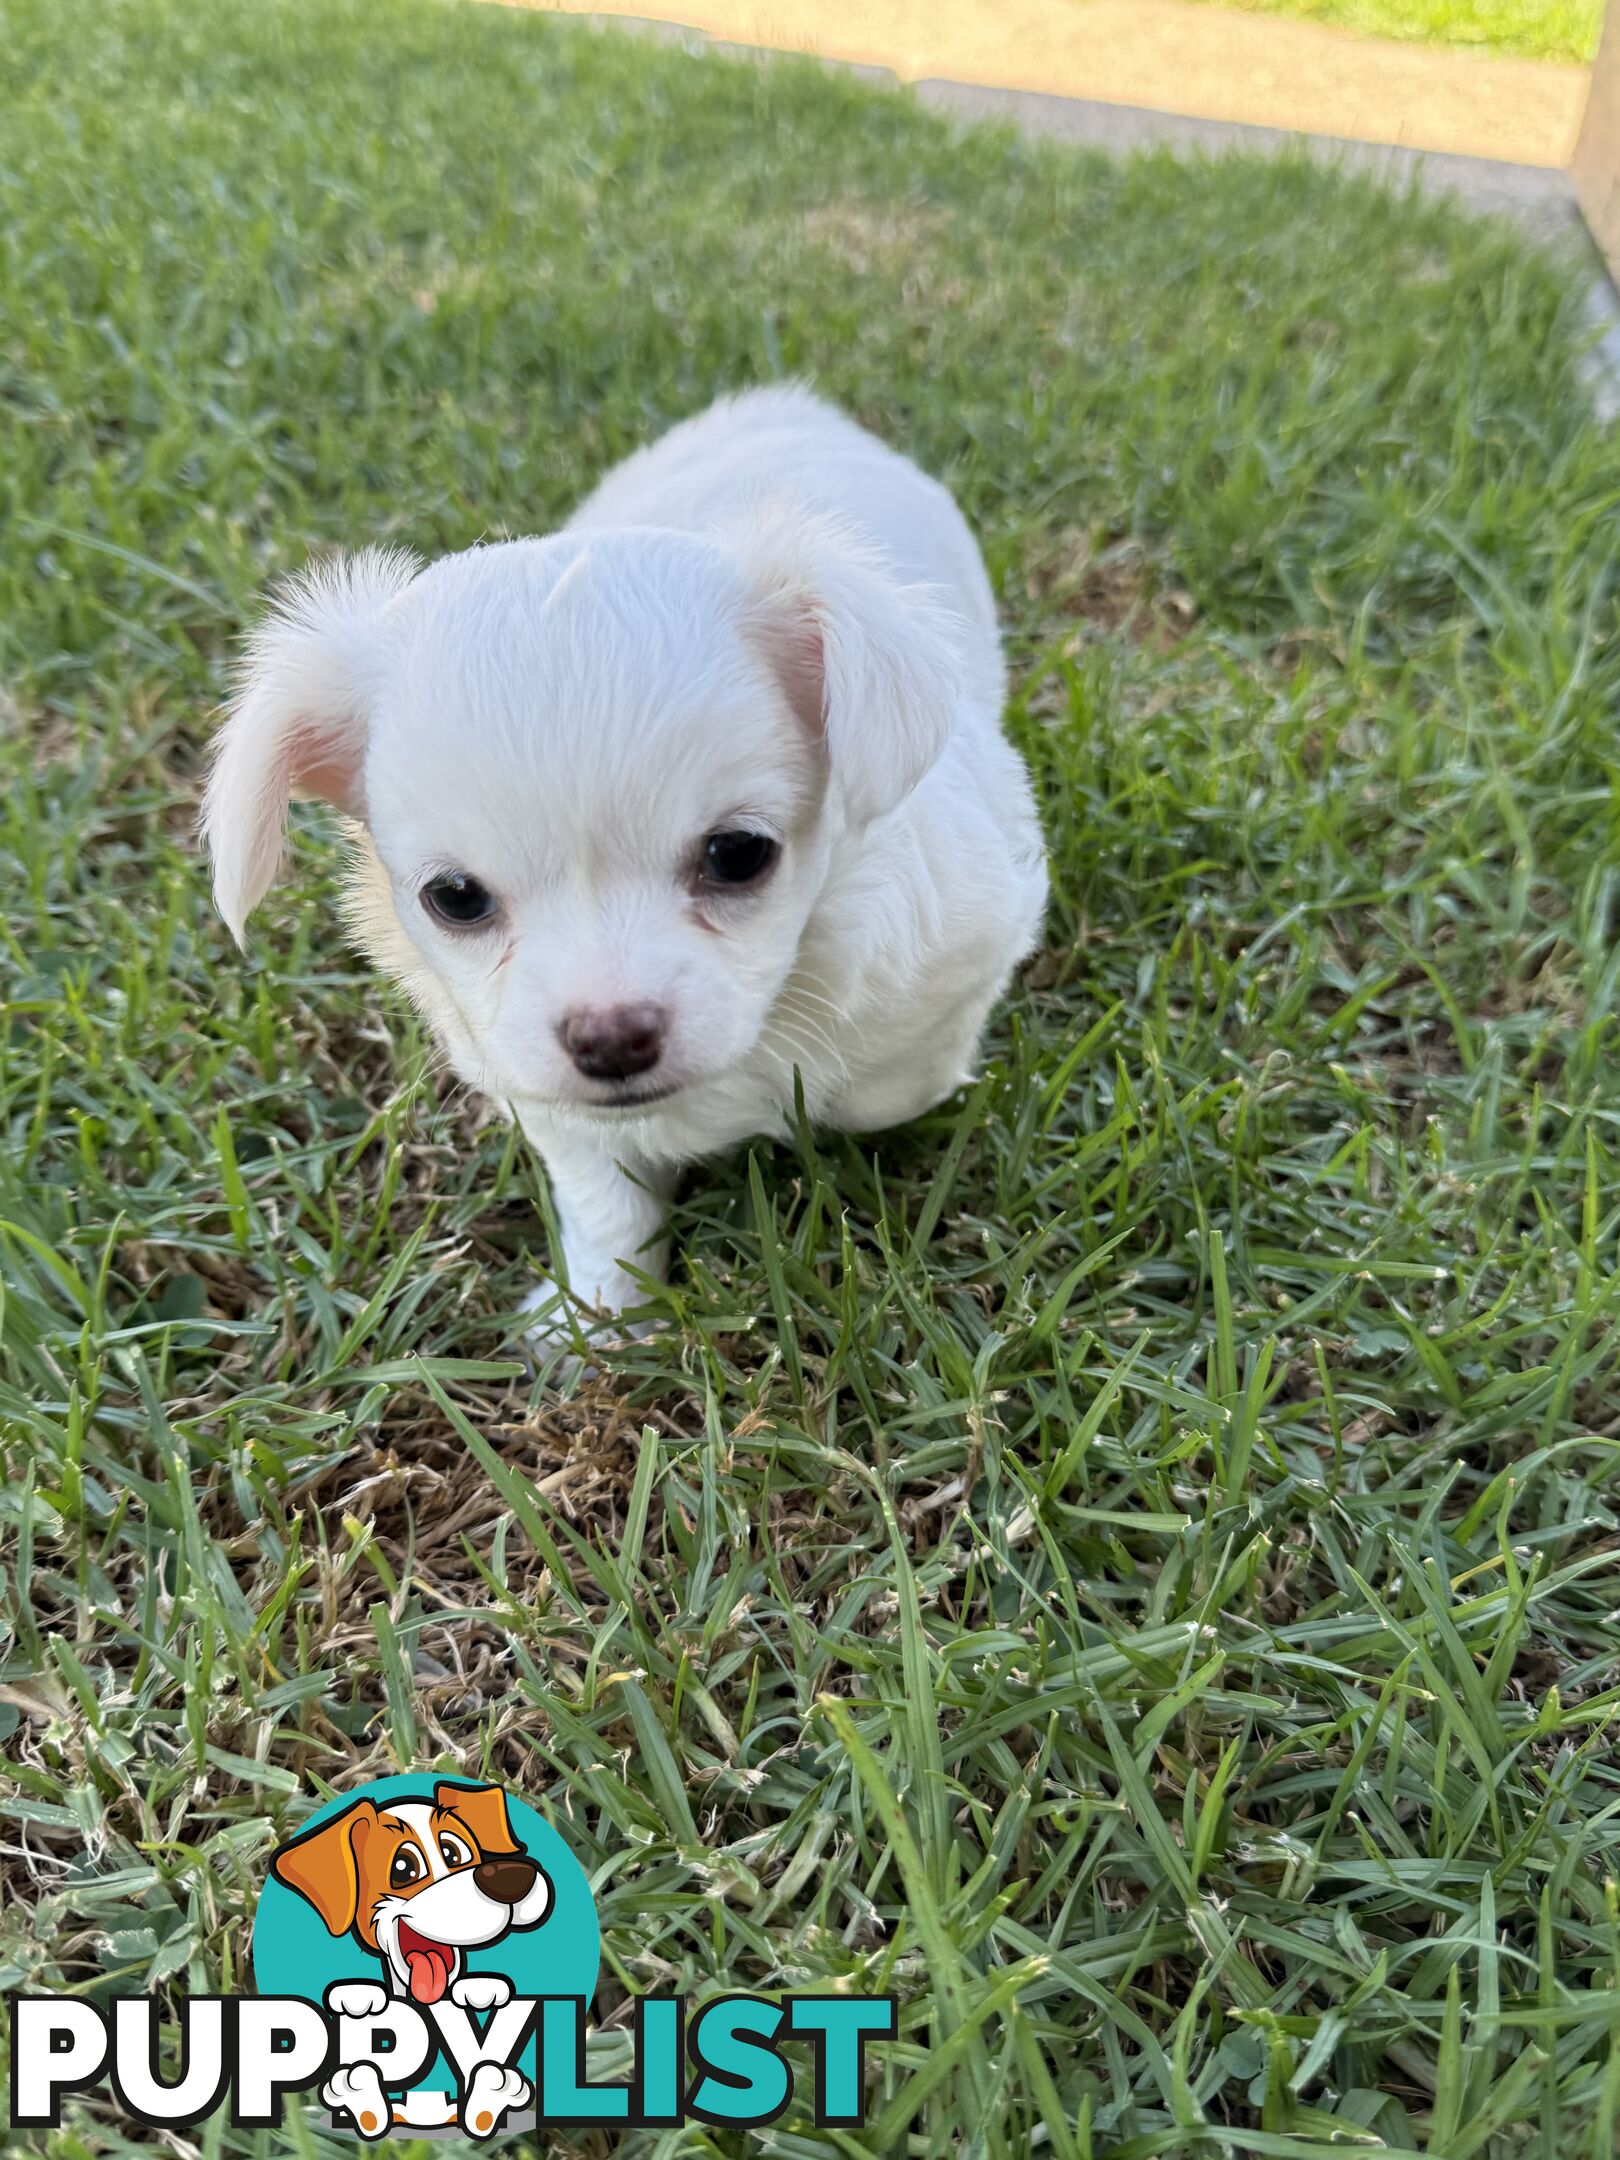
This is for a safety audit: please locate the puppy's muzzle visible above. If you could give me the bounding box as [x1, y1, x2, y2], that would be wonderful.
[558, 1003, 667, 1082]
[474, 1854, 541, 1903]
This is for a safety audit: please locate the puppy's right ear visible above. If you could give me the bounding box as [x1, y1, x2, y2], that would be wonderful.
[269, 1798, 377, 1937]
[203, 547, 417, 945]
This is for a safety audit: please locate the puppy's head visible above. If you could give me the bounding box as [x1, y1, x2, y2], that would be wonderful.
[270, 1784, 552, 2004]
[203, 510, 960, 1115]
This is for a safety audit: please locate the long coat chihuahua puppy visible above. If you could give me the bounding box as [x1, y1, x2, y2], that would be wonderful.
[206, 389, 1047, 1345]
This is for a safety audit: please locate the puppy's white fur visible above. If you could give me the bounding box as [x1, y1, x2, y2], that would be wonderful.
[205, 389, 1047, 1335]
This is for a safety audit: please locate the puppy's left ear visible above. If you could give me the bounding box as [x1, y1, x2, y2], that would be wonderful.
[739, 506, 963, 827]
[203, 546, 418, 946]
[434, 1781, 522, 1857]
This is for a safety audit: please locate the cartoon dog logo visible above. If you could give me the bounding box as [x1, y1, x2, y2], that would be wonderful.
[269, 1780, 553, 2135]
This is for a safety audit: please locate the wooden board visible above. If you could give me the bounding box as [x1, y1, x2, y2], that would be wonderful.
[1575, 3, 1620, 276]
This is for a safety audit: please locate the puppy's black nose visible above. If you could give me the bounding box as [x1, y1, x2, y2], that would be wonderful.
[474, 1854, 538, 1903]
[558, 1003, 667, 1082]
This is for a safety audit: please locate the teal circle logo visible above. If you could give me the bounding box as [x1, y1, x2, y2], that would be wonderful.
[252, 1774, 598, 2138]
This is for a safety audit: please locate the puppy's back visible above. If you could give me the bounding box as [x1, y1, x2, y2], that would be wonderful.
[570, 386, 999, 663]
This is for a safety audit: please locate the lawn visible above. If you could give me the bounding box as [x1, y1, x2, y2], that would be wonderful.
[1206, 0, 1602, 66]
[4, 0, 1620, 2152]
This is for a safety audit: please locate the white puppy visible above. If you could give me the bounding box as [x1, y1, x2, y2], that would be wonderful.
[205, 388, 1047, 1342]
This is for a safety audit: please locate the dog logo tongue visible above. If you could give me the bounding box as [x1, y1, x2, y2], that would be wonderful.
[399, 1923, 453, 2005]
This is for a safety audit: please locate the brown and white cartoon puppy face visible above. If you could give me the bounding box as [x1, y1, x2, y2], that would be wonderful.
[271, 1782, 553, 2005]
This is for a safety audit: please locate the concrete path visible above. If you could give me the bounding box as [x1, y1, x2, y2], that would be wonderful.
[528, 0, 1589, 168]
[912, 80, 1582, 243]
[504, 2, 1619, 416]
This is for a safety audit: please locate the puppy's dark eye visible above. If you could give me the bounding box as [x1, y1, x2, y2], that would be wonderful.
[702, 831, 778, 887]
[390, 1847, 424, 1887]
[422, 873, 496, 927]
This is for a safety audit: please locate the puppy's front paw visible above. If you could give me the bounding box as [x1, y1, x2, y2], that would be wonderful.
[449, 1971, 513, 2012]
[324, 1979, 389, 2020]
[462, 2060, 532, 2138]
[323, 2062, 391, 2140]
[518, 1273, 576, 1344]
[516, 1275, 660, 1373]
[516, 1275, 592, 1374]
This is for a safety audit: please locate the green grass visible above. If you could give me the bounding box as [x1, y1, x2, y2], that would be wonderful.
[4, 0, 1620, 2152]
[1201, 0, 1602, 66]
